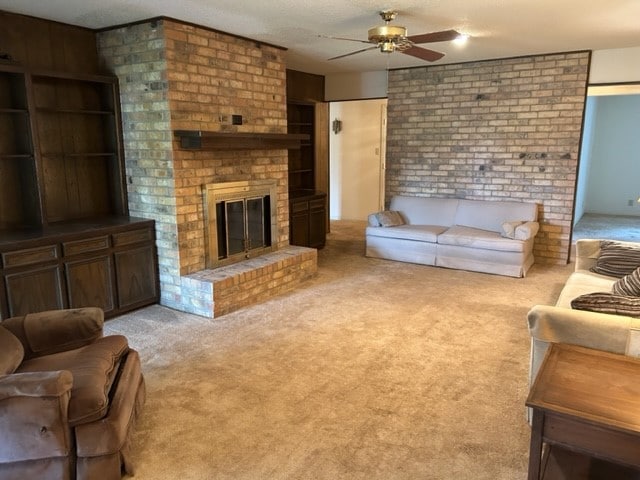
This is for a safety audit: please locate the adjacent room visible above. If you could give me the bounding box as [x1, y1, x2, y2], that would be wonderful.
[1, 1, 640, 479]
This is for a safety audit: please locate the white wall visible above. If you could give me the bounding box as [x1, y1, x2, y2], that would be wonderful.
[574, 97, 598, 224]
[590, 46, 640, 83]
[583, 94, 640, 216]
[325, 71, 388, 101]
[329, 99, 387, 220]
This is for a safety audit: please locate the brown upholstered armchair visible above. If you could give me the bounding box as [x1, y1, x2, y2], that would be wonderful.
[0, 307, 145, 480]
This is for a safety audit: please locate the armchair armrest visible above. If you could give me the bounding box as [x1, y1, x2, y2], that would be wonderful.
[0, 370, 73, 462]
[1, 307, 104, 359]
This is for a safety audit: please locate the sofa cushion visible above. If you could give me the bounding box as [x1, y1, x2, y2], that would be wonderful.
[374, 210, 405, 227]
[571, 292, 640, 317]
[366, 224, 447, 243]
[555, 271, 617, 308]
[613, 267, 640, 296]
[591, 240, 640, 278]
[437, 225, 527, 252]
[454, 199, 538, 233]
[0, 325, 24, 375]
[17, 335, 129, 426]
[389, 196, 459, 226]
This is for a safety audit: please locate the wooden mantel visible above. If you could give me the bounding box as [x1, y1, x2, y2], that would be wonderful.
[174, 130, 309, 150]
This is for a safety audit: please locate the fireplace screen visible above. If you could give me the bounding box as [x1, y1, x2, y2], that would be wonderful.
[216, 196, 271, 260]
[205, 180, 277, 268]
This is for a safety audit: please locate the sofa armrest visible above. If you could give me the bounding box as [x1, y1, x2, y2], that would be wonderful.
[1, 307, 104, 359]
[0, 370, 73, 462]
[367, 213, 380, 227]
[527, 304, 640, 383]
[575, 239, 602, 271]
[514, 221, 539, 241]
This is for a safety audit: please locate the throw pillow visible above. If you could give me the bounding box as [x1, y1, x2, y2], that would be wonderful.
[613, 267, 640, 296]
[501, 221, 523, 239]
[0, 325, 24, 375]
[375, 210, 405, 227]
[571, 292, 640, 317]
[590, 240, 640, 278]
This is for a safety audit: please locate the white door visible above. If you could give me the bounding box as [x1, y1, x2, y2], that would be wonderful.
[329, 99, 387, 220]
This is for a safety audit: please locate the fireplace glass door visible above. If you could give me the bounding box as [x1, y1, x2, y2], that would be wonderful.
[216, 195, 271, 263]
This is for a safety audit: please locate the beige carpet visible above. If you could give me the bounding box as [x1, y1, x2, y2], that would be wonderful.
[105, 221, 573, 480]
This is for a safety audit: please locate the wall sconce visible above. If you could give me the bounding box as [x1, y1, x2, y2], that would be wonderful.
[332, 118, 342, 134]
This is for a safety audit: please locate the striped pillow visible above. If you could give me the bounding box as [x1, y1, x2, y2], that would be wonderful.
[590, 241, 640, 278]
[571, 292, 640, 317]
[613, 267, 640, 296]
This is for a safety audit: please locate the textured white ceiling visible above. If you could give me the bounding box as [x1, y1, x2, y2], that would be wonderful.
[1, 0, 639, 74]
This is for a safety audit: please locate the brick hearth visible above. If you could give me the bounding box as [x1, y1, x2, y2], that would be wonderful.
[183, 246, 316, 317]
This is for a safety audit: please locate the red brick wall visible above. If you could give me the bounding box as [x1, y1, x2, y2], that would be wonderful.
[163, 20, 290, 275]
[386, 51, 590, 264]
[98, 18, 293, 313]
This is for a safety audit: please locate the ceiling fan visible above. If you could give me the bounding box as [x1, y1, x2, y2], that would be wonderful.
[324, 10, 462, 62]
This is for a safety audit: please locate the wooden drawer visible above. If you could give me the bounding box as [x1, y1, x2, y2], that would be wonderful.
[63, 235, 110, 256]
[309, 198, 325, 210]
[112, 228, 153, 247]
[290, 200, 308, 214]
[2, 245, 58, 268]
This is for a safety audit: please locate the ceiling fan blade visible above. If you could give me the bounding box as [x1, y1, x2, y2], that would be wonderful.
[318, 34, 372, 45]
[407, 29, 461, 44]
[328, 46, 378, 61]
[402, 46, 445, 62]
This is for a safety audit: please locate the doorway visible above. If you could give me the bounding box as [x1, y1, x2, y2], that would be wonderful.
[574, 85, 640, 242]
[329, 98, 387, 221]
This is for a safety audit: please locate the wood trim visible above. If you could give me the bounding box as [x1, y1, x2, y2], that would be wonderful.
[174, 130, 309, 150]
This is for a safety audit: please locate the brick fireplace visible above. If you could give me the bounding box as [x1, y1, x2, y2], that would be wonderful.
[97, 18, 317, 317]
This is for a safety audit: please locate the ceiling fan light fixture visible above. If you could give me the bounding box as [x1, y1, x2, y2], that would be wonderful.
[367, 25, 407, 44]
[325, 10, 456, 63]
[380, 41, 396, 53]
[453, 34, 469, 46]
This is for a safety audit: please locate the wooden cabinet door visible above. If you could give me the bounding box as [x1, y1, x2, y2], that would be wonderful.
[309, 205, 326, 248]
[290, 199, 309, 246]
[4, 265, 64, 317]
[114, 245, 158, 309]
[64, 256, 114, 314]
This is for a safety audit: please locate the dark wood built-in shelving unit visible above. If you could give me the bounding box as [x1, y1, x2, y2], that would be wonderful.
[286, 69, 329, 249]
[0, 63, 158, 320]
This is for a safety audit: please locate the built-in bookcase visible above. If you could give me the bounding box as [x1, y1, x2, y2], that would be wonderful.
[0, 68, 38, 229]
[0, 67, 127, 230]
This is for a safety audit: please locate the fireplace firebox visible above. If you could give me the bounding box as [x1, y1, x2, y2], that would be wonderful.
[204, 180, 278, 268]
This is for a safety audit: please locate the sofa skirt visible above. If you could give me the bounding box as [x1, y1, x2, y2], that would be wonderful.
[436, 244, 533, 277]
[365, 235, 437, 266]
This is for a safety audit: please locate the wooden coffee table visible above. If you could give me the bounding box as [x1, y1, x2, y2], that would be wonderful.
[526, 343, 640, 480]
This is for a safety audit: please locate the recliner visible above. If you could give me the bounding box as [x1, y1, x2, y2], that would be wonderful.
[0, 307, 145, 480]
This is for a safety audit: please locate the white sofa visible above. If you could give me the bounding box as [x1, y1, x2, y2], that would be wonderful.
[527, 239, 640, 386]
[365, 195, 539, 277]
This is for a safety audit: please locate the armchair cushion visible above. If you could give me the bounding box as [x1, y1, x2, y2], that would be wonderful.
[2, 307, 103, 360]
[17, 335, 129, 426]
[0, 326, 24, 375]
